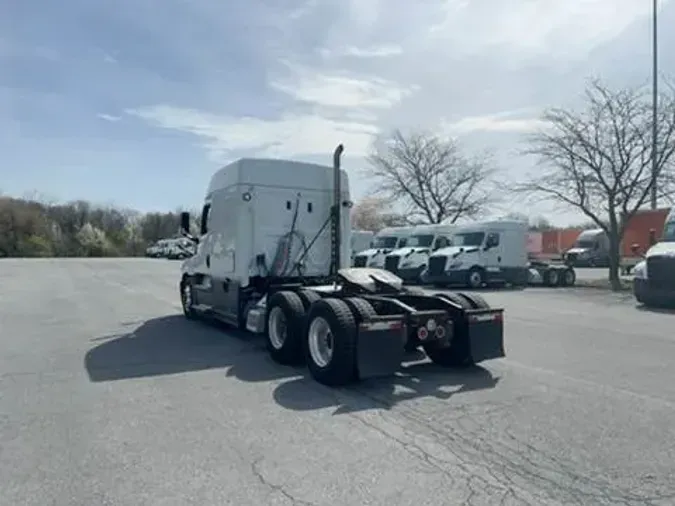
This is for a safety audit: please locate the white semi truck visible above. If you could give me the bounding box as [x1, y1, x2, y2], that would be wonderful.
[145, 238, 195, 259]
[426, 220, 532, 288]
[383, 224, 455, 283]
[350, 230, 374, 264]
[633, 208, 675, 307]
[352, 227, 413, 268]
[177, 145, 506, 386]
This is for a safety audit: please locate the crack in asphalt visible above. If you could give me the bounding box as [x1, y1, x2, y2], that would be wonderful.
[330, 381, 675, 506]
[250, 458, 318, 506]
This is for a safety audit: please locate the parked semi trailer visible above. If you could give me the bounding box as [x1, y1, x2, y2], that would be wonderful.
[177, 145, 506, 387]
[633, 208, 675, 307]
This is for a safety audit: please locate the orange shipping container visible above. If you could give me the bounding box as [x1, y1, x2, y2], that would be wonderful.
[541, 228, 583, 255]
[621, 207, 671, 257]
[527, 232, 543, 254]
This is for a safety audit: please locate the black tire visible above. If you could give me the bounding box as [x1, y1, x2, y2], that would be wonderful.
[433, 292, 471, 308]
[544, 268, 560, 287]
[424, 292, 473, 367]
[562, 268, 575, 287]
[296, 289, 322, 311]
[265, 291, 306, 365]
[466, 267, 485, 289]
[343, 297, 377, 322]
[304, 298, 358, 386]
[180, 277, 198, 320]
[456, 292, 490, 309]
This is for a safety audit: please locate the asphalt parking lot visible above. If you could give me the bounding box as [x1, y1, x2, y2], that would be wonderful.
[1, 259, 674, 506]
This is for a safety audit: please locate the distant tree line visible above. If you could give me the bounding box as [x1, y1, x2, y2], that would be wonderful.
[0, 195, 197, 258]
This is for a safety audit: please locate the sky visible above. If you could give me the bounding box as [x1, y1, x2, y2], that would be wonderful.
[1, 0, 673, 225]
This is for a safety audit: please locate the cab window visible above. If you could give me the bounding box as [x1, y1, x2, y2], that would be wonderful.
[433, 236, 449, 250]
[485, 232, 500, 248]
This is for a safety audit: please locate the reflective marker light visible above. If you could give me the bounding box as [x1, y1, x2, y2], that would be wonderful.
[242, 192, 252, 201]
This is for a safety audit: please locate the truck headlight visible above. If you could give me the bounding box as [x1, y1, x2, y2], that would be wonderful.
[633, 260, 647, 279]
[448, 260, 462, 270]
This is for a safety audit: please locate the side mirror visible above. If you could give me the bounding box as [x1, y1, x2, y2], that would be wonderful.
[180, 212, 199, 244]
[180, 211, 191, 235]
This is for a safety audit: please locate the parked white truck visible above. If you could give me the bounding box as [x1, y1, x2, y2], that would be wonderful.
[352, 226, 413, 268]
[633, 208, 675, 307]
[350, 230, 374, 264]
[425, 220, 532, 288]
[177, 145, 506, 387]
[145, 238, 195, 259]
[383, 224, 455, 283]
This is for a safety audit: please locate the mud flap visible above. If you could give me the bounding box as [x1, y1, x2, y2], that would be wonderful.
[466, 309, 505, 363]
[356, 318, 407, 380]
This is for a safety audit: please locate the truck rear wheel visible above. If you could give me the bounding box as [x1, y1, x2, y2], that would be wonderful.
[455, 292, 490, 309]
[296, 289, 321, 310]
[265, 291, 306, 365]
[544, 269, 560, 287]
[343, 297, 377, 322]
[305, 298, 358, 387]
[561, 268, 575, 287]
[425, 292, 473, 367]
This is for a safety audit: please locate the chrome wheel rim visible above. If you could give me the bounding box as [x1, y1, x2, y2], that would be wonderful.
[268, 307, 287, 350]
[308, 317, 333, 368]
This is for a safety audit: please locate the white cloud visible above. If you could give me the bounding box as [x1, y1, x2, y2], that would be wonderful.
[442, 112, 545, 135]
[319, 45, 403, 59]
[430, 0, 659, 61]
[97, 113, 122, 122]
[270, 63, 417, 110]
[124, 0, 670, 209]
[127, 105, 379, 160]
[128, 60, 417, 161]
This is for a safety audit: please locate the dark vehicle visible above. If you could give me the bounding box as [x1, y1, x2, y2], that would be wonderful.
[563, 229, 609, 267]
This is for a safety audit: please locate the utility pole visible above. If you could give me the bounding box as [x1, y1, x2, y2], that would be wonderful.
[650, 0, 659, 209]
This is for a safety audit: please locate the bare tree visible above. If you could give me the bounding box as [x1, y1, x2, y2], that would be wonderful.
[350, 197, 410, 232]
[366, 129, 497, 224]
[516, 79, 675, 289]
